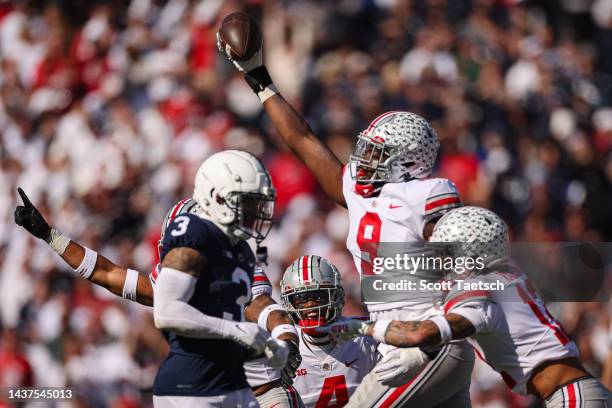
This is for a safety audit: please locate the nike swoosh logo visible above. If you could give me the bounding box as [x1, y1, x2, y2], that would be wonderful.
[269, 404, 280, 408]
[345, 358, 359, 367]
[389, 204, 402, 209]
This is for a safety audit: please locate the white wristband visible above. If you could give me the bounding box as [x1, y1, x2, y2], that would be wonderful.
[271, 324, 298, 339]
[122, 269, 140, 301]
[372, 319, 392, 343]
[430, 315, 452, 344]
[47, 229, 70, 255]
[257, 84, 278, 103]
[75, 247, 97, 279]
[257, 303, 285, 331]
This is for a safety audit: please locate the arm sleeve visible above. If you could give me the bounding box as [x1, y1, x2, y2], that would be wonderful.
[153, 267, 234, 339]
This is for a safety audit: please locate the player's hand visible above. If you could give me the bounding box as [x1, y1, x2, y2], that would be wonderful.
[316, 319, 372, 344]
[14, 188, 51, 241]
[264, 337, 289, 369]
[216, 31, 263, 73]
[373, 348, 430, 387]
[228, 322, 270, 354]
[281, 339, 301, 385]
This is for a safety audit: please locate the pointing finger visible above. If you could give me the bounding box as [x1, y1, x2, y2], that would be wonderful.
[17, 188, 33, 208]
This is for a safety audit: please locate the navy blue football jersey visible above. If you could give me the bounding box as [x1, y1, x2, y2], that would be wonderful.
[153, 213, 256, 396]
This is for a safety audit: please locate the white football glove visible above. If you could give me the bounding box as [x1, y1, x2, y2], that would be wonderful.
[373, 347, 430, 387]
[317, 319, 372, 344]
[264, 338, 290, 369]
[226, 321, 270, 354]
[216, 32, 263, 73]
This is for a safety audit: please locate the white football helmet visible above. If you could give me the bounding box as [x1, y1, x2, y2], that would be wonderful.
[193, 150, 275, 242]
[350, 111, 439, 197]
[430, 206, 509, 271]
[281, 255, 345, 336]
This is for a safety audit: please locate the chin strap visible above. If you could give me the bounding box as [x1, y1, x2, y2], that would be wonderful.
[256, 243, 268, 265]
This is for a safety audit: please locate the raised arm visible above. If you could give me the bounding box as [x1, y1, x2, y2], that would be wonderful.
[262, 95, 345, 206]
[14, 188, 153, 306]
[216, 32, 346, 206]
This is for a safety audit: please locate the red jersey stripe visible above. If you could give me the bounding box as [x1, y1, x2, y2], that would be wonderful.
[567, 383, 576, 408]
[425, 196, 461, 212]
[444, 290, 489, 314]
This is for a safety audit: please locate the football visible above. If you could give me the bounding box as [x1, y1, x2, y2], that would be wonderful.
[218, 12, 262, 61]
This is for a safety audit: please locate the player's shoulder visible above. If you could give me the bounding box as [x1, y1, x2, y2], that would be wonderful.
[160, 214, 226, 259]
[163, 213, 222, 239]
[412, 177, 460, 199]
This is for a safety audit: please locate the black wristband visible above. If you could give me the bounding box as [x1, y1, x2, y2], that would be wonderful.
[244, 66, 273, 94]
[421, 346, 441, 361]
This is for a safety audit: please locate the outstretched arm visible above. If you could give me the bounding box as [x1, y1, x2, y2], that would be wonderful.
[217, 34, 346, 207]
[262, 94, 346, 206]
[372, 314, 476, 348]
[61, 241, 153, 306]
[14, 188, 153, 306]
[324, 313, 476, 347]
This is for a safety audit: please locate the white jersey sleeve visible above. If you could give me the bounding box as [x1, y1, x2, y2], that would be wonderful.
[418, 178, 462, 237]
[251, 266, 273, 299]
[443, 279, 496, 333]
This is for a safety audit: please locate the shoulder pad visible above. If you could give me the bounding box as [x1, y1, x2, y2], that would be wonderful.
[160, 214, 221, 261]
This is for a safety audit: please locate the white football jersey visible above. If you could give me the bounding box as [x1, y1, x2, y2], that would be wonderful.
[445, 270, 579, 395]
[342, 163, 461, 319]
[293, 320, 379, 408]
[151, 264, 281, 388]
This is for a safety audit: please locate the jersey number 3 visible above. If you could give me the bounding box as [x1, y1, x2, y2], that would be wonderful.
[315, 375, 349, 408]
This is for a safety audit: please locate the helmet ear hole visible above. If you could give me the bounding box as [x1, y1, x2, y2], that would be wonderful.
[215, 194, 225, 205]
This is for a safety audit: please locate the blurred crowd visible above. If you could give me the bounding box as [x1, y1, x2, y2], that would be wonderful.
[0, 0, 611, 406]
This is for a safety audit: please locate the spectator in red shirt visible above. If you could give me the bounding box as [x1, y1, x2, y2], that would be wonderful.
[0, 329, 33, 388]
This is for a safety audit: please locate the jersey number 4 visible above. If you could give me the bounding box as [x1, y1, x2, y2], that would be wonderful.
[357, 212, 382, 275]
[315, 375, 349, 408]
